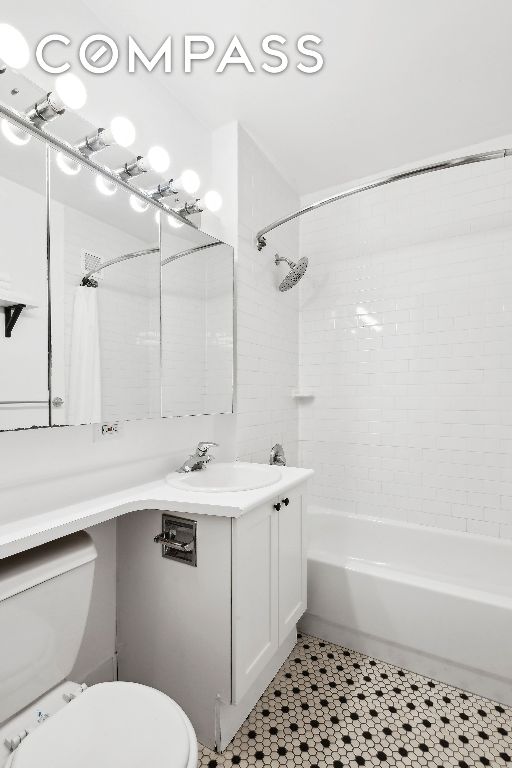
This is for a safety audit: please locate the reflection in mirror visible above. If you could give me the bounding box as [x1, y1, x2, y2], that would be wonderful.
[0, 119, 49, 430]
[49, 149, 161, 426]
[161, 226, 234, 417]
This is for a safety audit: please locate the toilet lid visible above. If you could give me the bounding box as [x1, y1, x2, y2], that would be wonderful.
[9, 682, 196, 768]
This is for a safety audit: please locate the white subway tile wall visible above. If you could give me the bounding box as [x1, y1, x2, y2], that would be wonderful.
[299, 140, 512, 538]
[236, 127, 300, 464]
[162, 245, 208, 416]
[204, 249, 235, 414]
[162, 243, 233, 417]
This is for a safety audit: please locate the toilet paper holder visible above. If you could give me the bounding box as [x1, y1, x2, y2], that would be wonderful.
[154, 514, 197, 566]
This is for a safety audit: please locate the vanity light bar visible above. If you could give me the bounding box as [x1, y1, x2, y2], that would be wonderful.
[0, 99, 194, 230]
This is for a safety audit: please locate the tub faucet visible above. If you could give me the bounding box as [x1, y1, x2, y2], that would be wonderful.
[177, 442, 218, 473]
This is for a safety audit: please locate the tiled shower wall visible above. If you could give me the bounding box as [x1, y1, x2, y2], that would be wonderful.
[161, 245, 233, 417]
[299, 136, 512, 538]
[236, 127, 300, 464]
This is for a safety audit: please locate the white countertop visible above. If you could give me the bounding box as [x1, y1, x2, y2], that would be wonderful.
[0, 465, 313, 559]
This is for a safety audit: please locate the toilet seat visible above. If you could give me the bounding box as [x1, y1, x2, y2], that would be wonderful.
[6, 682, 197, 768]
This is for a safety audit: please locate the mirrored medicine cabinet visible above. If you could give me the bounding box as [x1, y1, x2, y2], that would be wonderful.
[0, 87, 234, 432]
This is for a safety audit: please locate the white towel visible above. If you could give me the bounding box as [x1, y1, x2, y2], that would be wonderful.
[68, 286, 102, 425]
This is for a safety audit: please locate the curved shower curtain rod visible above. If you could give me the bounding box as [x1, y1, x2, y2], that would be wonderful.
[255, 148, 512, 250]
[82, 240, 222, 284]
[160, 241, 221, 266]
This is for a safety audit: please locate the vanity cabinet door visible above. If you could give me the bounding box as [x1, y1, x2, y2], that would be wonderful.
[232, 503, 279, 703]
[278, 490, 307, 643]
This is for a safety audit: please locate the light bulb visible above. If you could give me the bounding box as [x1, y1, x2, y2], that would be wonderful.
[56, 151, 81, 175]
[130, 194, 149, 213]
[0, 24, 30, 69]
[95, 175, 117, 196]
[1, 119, 30, 146]
[168, 213, 184, 229]
[54, 73, 87, 110]
[204, 190, 222, 213]
[177, 169, 200, 195]
[107, 116, 136, 148]
[147, 146, 170, 173]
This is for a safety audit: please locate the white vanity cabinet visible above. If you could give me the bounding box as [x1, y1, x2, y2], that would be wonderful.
[231, 489, 306, 703]
[116, 480, 307, 752]
[277, 489, 307, 642]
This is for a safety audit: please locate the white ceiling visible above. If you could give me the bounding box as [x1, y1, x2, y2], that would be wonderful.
[6, 0, 512, 196]
[79, 0, 512, 195]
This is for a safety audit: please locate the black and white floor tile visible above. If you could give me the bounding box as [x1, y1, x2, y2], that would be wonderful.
[198, 633, 512, 768]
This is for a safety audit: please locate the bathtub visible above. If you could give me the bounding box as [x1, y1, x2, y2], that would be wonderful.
[299, 507, 512, 705]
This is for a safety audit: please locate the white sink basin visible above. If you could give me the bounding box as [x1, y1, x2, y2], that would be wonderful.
[166, 462, 282, 493]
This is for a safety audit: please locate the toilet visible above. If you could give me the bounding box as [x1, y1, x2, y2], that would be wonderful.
[0, 532, 197, 768]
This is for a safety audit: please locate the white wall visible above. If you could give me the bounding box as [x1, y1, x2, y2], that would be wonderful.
[299, 135, 512, 539]
[235, 126, 300, 465]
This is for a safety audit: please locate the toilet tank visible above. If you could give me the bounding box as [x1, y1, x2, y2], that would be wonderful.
[0, 532, 97, 724]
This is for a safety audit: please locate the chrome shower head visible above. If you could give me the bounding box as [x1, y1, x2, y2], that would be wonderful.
[275, 254, 308, 292]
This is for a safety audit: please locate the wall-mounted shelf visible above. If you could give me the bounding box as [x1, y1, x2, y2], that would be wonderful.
[0, 295, 37, 338]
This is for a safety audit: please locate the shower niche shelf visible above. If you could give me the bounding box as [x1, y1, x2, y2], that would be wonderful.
[0, 294, 37, 338]
[291, 389, 315, 400]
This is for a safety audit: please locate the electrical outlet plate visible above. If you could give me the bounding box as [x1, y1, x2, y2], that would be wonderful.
[93, 421, 122, 441]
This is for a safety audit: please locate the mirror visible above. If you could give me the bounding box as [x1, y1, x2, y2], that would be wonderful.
[49, 148, 161, 426]
[161, 227, 234, 417]
[0, 117, 49, 430]
[0, 70, 234, 432]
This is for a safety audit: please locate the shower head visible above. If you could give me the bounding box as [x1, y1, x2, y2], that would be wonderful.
[275, 254, 308, 291]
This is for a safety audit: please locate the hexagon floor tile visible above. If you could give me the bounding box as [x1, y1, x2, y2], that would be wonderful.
[198, 633, 512, 768]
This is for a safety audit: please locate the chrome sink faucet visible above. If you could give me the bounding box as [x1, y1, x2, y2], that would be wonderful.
[270, 443, 286, 466]
[177, 442, 218, 473]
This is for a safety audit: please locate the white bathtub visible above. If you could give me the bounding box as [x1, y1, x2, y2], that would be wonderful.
[299, 507, 512, 705]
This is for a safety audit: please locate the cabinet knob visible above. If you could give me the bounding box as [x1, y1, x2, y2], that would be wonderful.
[273, 502, 281, 511]
[283, 497, 290, 506]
